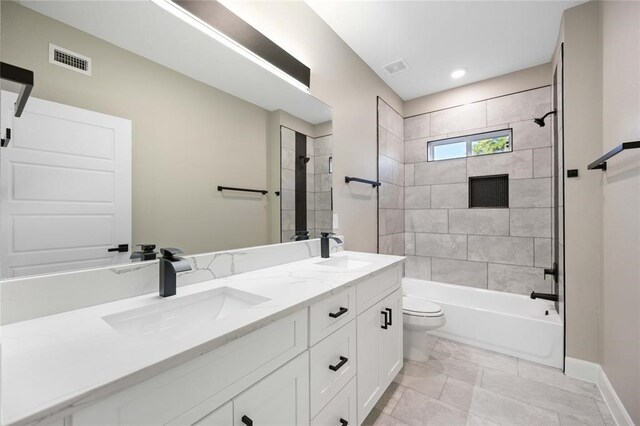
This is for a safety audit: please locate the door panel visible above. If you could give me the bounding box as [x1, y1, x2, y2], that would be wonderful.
[356, 300, 384, 424]
[0, 91, 131, 277]
[380, 289, 403, 385]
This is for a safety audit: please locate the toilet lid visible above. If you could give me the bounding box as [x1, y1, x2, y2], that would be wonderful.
[403, 296, 443, 316]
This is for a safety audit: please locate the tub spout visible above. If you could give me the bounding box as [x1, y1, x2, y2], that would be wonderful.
[530, 292, 559, 302]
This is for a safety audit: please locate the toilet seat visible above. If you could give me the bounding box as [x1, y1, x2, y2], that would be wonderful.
[403, 296, 443, 317]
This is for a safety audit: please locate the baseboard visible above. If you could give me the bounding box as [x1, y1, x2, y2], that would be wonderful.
[564, 357, 599, 383]
[564, 357, 634, 426]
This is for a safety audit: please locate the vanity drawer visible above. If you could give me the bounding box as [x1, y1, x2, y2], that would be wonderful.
[309, 286, 355, 345]
[356, 265, 401, 313]
[309, 320, 356, 417]
[311, 377, 356, 426]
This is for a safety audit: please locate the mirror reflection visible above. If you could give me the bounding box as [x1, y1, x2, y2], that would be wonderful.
[0, 0, 332, 279]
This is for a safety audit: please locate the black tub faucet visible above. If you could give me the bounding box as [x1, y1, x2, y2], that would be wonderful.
[320, 232, 343, 258]
[159, 247, 192, 297]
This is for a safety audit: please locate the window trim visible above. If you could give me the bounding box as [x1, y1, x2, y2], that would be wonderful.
[427, 128, 513, 162]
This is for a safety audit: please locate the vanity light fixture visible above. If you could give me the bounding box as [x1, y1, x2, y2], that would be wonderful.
[451, 68, 466, 79]
[150, 0, 310, 93]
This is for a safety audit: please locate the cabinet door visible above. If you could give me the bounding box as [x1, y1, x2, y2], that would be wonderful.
[356, 299, 385, 424]
[234, 353, 309, 426]
[379, 289, 403, 386]
[194, 402, 233, 426]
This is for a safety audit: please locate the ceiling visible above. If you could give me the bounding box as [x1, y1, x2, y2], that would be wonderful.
[307, 1, 583, 100]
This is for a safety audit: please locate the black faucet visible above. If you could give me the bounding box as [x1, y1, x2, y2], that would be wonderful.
[290, 230, 310, 241]
[320, 232, 343, 258]
[530, 292, 559, 302]
[159, 248, 192, 297]
[130, 244, 157, 262]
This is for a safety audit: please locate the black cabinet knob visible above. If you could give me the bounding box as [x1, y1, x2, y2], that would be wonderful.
[241, 415, 253, 426]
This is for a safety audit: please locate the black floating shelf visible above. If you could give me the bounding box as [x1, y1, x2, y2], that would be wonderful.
[588, 141, 640, 171]
[345, 176, 381, 187]
[218, 186, 268, 195]
[1, 62, 34, 118]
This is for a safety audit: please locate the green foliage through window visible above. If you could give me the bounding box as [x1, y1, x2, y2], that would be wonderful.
[471, 136, 510, 155]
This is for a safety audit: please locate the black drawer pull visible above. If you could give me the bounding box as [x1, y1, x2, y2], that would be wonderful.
[381, 310, 389, 329]
[329, 356, 348, 371]
[329, 307, 348, 318]
[241, 415, 253, 426]
[385, 308, 393, 326]
[340, 419, 348, 426]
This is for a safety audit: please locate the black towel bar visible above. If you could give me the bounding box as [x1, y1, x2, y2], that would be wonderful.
[588, 141, 640, 171]
[218, 186, 268, 195]
[345, 176, 381, 187]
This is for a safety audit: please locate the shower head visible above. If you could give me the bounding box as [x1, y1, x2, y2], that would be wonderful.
[533, 110, 557, 127]
[299, 155, 311, 165]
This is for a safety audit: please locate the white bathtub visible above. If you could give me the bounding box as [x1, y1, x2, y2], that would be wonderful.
[403, 278, 564, 368]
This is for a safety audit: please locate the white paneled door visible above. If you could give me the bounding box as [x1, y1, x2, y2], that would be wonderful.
[0, 91, 131, 278]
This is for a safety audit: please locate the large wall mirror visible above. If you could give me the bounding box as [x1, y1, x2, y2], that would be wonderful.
[0, 0, 332, 279]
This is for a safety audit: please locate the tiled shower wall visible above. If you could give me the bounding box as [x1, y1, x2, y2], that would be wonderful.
[378, 99, 405, 255]
[380, 87, 557, 296]
[281, 127, 333, 241]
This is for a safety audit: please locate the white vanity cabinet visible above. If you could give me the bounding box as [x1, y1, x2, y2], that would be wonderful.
[65, 262, 403, 426]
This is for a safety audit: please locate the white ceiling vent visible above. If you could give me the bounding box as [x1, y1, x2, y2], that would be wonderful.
[382, 59, 409, 76]
[49, 44, 92, 76]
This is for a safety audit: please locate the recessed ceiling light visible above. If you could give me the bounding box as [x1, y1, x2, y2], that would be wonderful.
[451, 68, 466, 79]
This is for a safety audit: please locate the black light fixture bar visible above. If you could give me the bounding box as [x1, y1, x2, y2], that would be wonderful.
[218, 186, 268, 195]
[0, 62, 34, 117]
[587, 141, 640, 171]
[345, 176, 382, 187]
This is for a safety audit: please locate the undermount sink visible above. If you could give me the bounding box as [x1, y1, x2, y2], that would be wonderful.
[316, 256, 372, 270]
[103, 287, 269, 338]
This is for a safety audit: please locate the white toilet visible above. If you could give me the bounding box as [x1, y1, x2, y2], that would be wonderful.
[402, 295, 446, 362]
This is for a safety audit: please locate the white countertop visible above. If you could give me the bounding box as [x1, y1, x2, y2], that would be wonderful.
[1, 251, 404, 425]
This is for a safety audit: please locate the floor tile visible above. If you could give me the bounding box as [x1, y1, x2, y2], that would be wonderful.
[517, 359, 603, 400]
[410, 350, 484, 386]
[393, 361, 448, 399]
[432, 339, 518, 375]
[440, 376, 560, 425]
[363, 408, 410, 426]
[392, 387, 492, 426]
[481, 369, 604, 426]
[375, 382, 407, 415]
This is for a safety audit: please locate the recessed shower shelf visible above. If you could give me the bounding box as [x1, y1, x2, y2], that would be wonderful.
[588, 141, 640, 171]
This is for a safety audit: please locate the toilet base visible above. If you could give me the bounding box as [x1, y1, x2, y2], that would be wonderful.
[403, 329, 434, 362]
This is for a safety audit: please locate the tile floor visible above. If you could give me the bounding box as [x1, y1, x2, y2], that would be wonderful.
[364, 336, 615, 426]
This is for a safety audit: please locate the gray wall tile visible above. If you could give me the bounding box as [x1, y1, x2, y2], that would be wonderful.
[533, 148, 552, 178]
[467, 150, 533, 179]
[510, 178, 551, 208]
[315, 192, 332, 211]
[405, 255, 431, 279]
[315, 211, 332, 230]
[510, 208, 551, 238]
[314, 135, 332, 156]
[379, 100, 404, 139]
[431, 183, 468, 208]
[431, 102, 487, 136]
[306, 191, 315, 210]
[449, 209, 510, 236]
[282, 148, 295, 171]
[512, 120, 551, 151]
[315, 154, 331, 174]
[405, 185, 431, 209]
[379, 126, 404, 163]
[380, 182, 404, 209]
[379, 209, 404, 235]
[415, 158, 467, 185]
[468, 235, 534, 266]
[281, 210, 295, 231]
[406, 209, 448, 233]
[486, 87, 551, 126]
[488, 264, 551, 295]
[432, 258, 488, 288]
[416, 233, 467, 260]
[281, 190, 295, 211]
[379, 154, 404, 186]
[405, 163, 415, 186]
[306, 173, 315, 192]
[405, 138, 428, 163]
[405, 233, 416, 255]
[379, 233, 404, 256]
[282, 169, 295, 190]
[534, 238, 552, 268]
[281, 127, 295, 150]
[405, 114, 430, 140]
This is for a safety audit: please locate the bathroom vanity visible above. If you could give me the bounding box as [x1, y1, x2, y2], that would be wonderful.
[2, 250, 404, 426]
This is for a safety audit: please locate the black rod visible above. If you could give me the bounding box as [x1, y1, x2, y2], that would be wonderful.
[0, 62, 34, 118]
[587, 141, 640, 171]
[218, 186, 268, 195]
[345, 176, 381, 187]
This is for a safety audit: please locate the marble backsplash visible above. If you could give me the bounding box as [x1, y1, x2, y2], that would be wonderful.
[0, 238, 343, 325]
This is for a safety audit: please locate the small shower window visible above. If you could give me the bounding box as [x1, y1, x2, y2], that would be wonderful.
[427, 128, 512, 161]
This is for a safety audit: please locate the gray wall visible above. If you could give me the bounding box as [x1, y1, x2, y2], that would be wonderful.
[381, 86, 554, 296]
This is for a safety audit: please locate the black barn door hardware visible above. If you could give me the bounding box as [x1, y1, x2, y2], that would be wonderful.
[1, 62, 34, 118]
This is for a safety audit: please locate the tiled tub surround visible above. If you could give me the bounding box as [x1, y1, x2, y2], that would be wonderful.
[0, 238, 342, 325]
[364, 337, 614, 426]
[399, 87, 555, 296]
[280, 127, 333, 241]
[2, 250, 403, 424]
[378, 98, 405, 256]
